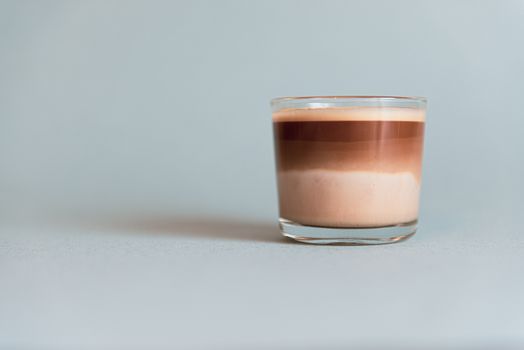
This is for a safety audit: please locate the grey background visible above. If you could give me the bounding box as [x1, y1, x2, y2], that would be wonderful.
[1, 1, 523, 349]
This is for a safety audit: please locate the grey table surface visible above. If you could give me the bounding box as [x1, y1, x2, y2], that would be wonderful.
[1, 207, 523, 349]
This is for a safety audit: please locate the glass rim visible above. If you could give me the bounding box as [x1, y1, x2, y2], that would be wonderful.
[271, 95, 427, 112]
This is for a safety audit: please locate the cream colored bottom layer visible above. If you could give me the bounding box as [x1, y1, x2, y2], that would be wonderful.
[278, 170, 420, 227]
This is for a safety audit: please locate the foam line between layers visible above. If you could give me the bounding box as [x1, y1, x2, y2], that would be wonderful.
[273, 107, 426, 123]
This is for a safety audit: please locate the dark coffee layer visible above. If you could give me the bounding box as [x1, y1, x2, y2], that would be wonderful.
[274, 120, 424, 176]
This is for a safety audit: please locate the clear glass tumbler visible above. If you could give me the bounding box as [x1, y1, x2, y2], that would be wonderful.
[271, 96, 426, 244]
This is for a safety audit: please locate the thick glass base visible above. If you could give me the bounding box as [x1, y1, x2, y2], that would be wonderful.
[279, 218, 417, 245]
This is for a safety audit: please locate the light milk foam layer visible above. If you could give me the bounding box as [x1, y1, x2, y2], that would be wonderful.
[278, 170, 420, 227]
[273, 107, 425, 123]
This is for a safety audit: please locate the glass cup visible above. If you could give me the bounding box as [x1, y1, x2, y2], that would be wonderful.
[271, 96, 426, 244]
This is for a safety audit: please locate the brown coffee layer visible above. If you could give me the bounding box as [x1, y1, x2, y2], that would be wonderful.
[274, 121, 424, 178]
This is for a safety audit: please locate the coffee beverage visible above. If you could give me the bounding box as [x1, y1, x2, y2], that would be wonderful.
[273, 106, 425, 228]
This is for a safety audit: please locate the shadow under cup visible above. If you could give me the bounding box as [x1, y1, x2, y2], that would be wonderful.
[271, 96, 426, 245]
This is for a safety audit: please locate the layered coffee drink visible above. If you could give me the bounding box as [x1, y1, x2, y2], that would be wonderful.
[273, 104, 425, 230]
